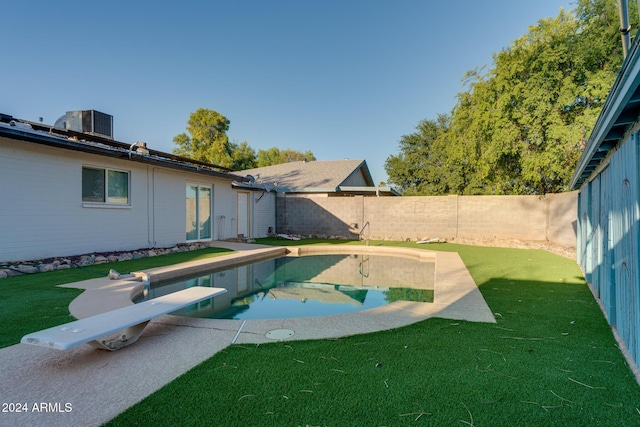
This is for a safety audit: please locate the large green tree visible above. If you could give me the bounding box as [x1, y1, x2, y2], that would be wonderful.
[386, 0, 628, 195]
[173, 108, 234, 168]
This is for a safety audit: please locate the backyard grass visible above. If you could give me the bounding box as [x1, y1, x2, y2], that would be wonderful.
[104, 240, 640, 426]
[2, 240, 639, 425]
[0, 247, 233, 349]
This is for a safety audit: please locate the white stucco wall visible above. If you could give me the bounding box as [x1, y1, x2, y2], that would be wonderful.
[0, 136, 244, 262]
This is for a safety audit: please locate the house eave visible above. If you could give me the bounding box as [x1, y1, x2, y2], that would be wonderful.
[340, 160, 375, 187]
[0, 119, 247, 182]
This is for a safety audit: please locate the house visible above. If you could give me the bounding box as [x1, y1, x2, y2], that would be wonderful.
[0, 111, 271, 263]
[236, 160, 398, 237]
[237, 159, 399, 197]
[569, 30, 640, 371]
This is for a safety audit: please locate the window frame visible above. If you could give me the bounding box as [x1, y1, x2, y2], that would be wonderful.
[82, 165, 131, 208]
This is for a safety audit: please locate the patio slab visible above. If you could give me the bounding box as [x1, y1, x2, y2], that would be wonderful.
[0, 242, 494, 427]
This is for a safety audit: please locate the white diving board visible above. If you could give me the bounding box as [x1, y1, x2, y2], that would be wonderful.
[21, 287, 227, 351]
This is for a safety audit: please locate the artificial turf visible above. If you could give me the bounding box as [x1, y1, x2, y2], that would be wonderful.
[104, 241, 640, 426]
[0, 247, 233, 349]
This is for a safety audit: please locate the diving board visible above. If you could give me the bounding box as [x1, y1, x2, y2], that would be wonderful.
[21, 287, 227, 351]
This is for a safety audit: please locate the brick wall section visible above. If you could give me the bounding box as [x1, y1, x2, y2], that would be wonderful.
[277, 191, 578, 248]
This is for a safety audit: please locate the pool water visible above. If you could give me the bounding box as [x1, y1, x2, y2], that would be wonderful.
[137, 253, 435, 320]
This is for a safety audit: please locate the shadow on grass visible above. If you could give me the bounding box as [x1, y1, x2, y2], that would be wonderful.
[107, 276, 640, 426]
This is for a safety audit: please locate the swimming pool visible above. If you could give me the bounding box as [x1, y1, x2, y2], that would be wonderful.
[136, 251, 435, 320]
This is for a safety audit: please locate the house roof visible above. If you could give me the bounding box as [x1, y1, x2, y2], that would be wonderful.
[241, 159, 372, 190]
[0, 114, 247, 182]
[570, 34, 640, 190]
[237, 159, 399, 196]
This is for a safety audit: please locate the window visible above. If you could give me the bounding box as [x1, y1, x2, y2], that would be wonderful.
[82, 166, 130, 205]
[186, 185, 212, 241]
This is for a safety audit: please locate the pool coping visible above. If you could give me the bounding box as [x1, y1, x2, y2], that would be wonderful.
[0, 242, 494, 427]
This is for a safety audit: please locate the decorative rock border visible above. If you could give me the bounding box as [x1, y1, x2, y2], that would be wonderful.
[0, 242, 216, 280]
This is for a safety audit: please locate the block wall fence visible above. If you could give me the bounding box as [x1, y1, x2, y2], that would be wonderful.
[276, 191, 578, 248]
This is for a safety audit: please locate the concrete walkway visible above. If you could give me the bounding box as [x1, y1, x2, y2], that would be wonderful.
[0, 243, 494, 427]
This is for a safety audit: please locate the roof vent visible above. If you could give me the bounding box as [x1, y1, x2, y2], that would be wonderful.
[54, 110, 113, 139]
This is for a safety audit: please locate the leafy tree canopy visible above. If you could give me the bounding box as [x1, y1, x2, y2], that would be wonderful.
[385, 0, 631, 195]
[173, 108, 314, 169]
[173, 108, 233, 167]
[256, 147, 316, 167]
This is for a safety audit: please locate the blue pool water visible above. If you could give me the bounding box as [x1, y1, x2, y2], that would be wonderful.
[137, 253, 434, 320]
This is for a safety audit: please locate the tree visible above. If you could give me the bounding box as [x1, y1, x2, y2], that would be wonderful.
[173, 108, 316, 170]
[172, 108, 234, 168]
[229, 140, 257, 170]
[385, 114, 451, 195]
[466, 10, 589, 194]
[386, 0, 624, 195]
[256, 147, 316, 167]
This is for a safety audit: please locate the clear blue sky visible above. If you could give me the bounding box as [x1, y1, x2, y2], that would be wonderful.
[1, 0, 574, 184]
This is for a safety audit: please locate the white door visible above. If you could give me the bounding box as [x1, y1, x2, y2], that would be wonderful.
[237, 192, 249, 238]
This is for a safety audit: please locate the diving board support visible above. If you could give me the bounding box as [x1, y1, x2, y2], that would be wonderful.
[86, 320, 151, 351]
[21, 287, 227, 351]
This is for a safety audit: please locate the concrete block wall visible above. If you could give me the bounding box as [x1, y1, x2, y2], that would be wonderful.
[277, 195, 363, 237]
[547, 191, 578, 248]
[365, 196, 458, 240]
[456, 195, 547, 240]
[277, 191, 578, 248]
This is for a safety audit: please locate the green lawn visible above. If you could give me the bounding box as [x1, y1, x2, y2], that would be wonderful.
[2, 241, 639, 425]
[104, 240, 640, 426]
[0, 247, 234, 348]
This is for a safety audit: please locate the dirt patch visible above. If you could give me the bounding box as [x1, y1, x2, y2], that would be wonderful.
[449, 237, 576, 260]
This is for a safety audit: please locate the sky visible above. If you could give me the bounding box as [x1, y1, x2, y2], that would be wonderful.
[1, 0, 575, 184]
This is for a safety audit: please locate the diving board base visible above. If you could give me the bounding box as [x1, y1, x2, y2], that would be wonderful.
[86, 321, 150, 351]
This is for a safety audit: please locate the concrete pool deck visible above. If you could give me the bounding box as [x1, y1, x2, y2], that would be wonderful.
[0, 242, 494, 427]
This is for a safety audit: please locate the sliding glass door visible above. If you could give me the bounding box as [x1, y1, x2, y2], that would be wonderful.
[186, 185, 212, 241]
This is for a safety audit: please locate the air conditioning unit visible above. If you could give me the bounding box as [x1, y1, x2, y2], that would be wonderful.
[54, 110, 113, 139]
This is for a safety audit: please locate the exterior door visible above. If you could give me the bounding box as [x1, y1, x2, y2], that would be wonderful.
[186, 185, 212, 241]
[237, 192, 249, 238]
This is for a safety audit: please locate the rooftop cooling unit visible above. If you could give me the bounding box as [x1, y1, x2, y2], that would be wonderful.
[54, 110, 113, 139]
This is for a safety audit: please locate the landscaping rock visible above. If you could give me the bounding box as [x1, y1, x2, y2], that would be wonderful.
[0, 241, 258, 280]
[17, 265, 38, 274]
[79, 256, 94, 266]
[118, 253, 133, 262]
[4, 269, 21, 277]
[39, 264, 55, 273]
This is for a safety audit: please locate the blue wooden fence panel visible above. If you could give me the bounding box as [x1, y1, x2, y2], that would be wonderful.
[578, 132, 640, 367]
